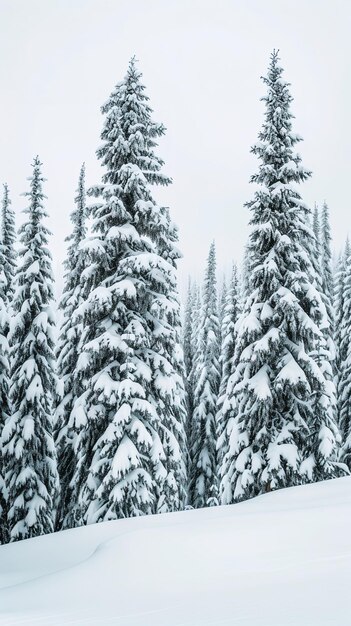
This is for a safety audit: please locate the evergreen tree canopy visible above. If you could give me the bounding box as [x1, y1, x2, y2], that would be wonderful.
[65, 58, 187, 526]
[0, 244, 10, 544]
[183, 279, 197, 467]
[1, 183, 16, 303]
[336, 241, 351, 465]
[217, 263, 240, 468]
[3, 157, 58, 541]
[219, 51, 341, 505]
[183, 278, 195, 382]
[320, 202, 335, 335]
[55, 163, 88, 529]
[189, 242, 221, 508]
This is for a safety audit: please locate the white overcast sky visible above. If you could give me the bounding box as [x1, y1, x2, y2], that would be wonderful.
[0, 0, 350, 295]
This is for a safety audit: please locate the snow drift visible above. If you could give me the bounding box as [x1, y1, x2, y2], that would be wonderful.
[1, 477, 351, 625]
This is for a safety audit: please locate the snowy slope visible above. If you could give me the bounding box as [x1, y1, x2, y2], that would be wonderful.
[0, 477, 351, 626]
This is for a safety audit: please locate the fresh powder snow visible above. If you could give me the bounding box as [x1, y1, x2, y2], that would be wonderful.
[0, 477, 351, 625]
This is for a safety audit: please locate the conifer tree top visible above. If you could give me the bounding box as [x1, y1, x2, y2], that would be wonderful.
[21, 156, 49, 233]
[1, 182, 16, 302]
[64, 162, 87, 271]
[252, 49, 311, 188]
[97, 57, 171, 188]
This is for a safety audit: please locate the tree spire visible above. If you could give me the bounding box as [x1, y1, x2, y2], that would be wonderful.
[1, 183, 16, 303]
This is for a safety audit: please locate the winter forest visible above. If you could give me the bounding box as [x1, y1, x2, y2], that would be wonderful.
[0, 48, 350, 546]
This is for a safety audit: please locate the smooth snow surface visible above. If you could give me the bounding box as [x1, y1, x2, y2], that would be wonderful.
[1, 477, 351, 625]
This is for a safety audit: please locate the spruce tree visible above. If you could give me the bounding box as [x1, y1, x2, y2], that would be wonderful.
[65, 58, 187, 526]
[312, 205, 321, 263]
[2, 157, 58, 541]
[219, 51, 340, 505]
[336, 242, 351, 465]
[0, 184, 16, 543]
[218, 276, 227, 337]
[335, 240, 350, 377]
[183, 279, 194, 377]
[320, 203, 333, 306]
[0, 248, 10, 544]
[183, 279, 196, 448]
[185, 281, 201, 496]
[189, 242, 221, 508]
[54, 164, 88, 529]
[217, 263, 240, 469]
[320, 202, 335, 349]
[1, 184, 16, 302]
[241, 243, 250, 302]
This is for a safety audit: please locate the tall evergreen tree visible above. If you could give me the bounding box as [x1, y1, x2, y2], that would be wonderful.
[308, 204, 336, 429]
[312, 204, 321, 263]
[320, 204, 333, 295]
[183, 279, 196, 443]
[1, 184, 17, 302]
[54, 164, 88, 529]
[189, 242, 221, 508]
[64, 58, 187, 527]
[335, 240, 350, 378]
[185, 282, 201, 496]
[217, 263, 240, 469]
[183, 278, 195, 383]
[0, 247, 10, 544]
[0, 183, 16, 544]
[336, 241, 351, 465]
[218, 276, 227, 336]
[241, 243, 250, 302]
[2, 157, 58, 541]
[219, 51, 341, 505]
[320, 202, 335, 342]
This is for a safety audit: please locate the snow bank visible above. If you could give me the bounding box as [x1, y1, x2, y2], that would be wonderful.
[1, 477, 351, 625]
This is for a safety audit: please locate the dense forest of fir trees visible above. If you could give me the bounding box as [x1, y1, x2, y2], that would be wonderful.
[0, 51, 350, 544]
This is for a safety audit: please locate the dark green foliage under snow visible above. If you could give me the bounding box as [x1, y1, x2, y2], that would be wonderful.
[54, 163, 88, 529]
[0, 52, 349, 546]
[189, 242, 221, 508]
[2, 158, 58, 541]
[217, 263, 240, 471]
[219, 51, 342, 504]
[61, 58, 187, 527]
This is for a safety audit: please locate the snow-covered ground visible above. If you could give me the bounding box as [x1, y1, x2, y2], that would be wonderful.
[0, 477, 350, 626]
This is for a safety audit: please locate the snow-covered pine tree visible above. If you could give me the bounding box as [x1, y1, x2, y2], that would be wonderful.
[183, 279, 196, 443]
[150, 201, 188, 513]
[308, 203, 336, 430]
[217, 263, 240, 470]
[0, 245, 10, 544]
[312, 205, 321, 261]
[1, 184, 16, 302]
[320, 202, 335, 346]
[54, 163, 88, 529]
[0, 183, 16, 544]
[65, 58, 187, 527]
[2, 157, 59, 541]
[241, 242, 250, 302]
[183, 279, 193, 377]
[218, 276, 227, 337]
[335, 240, 350, 377]
[314, 201, 338, 438]
[311, 204, 322, 291]
[219, 51, 341, 505]
[336, 241, 351, 466]
[189, 242, 221, 508]
[184, 281, 201, 494]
